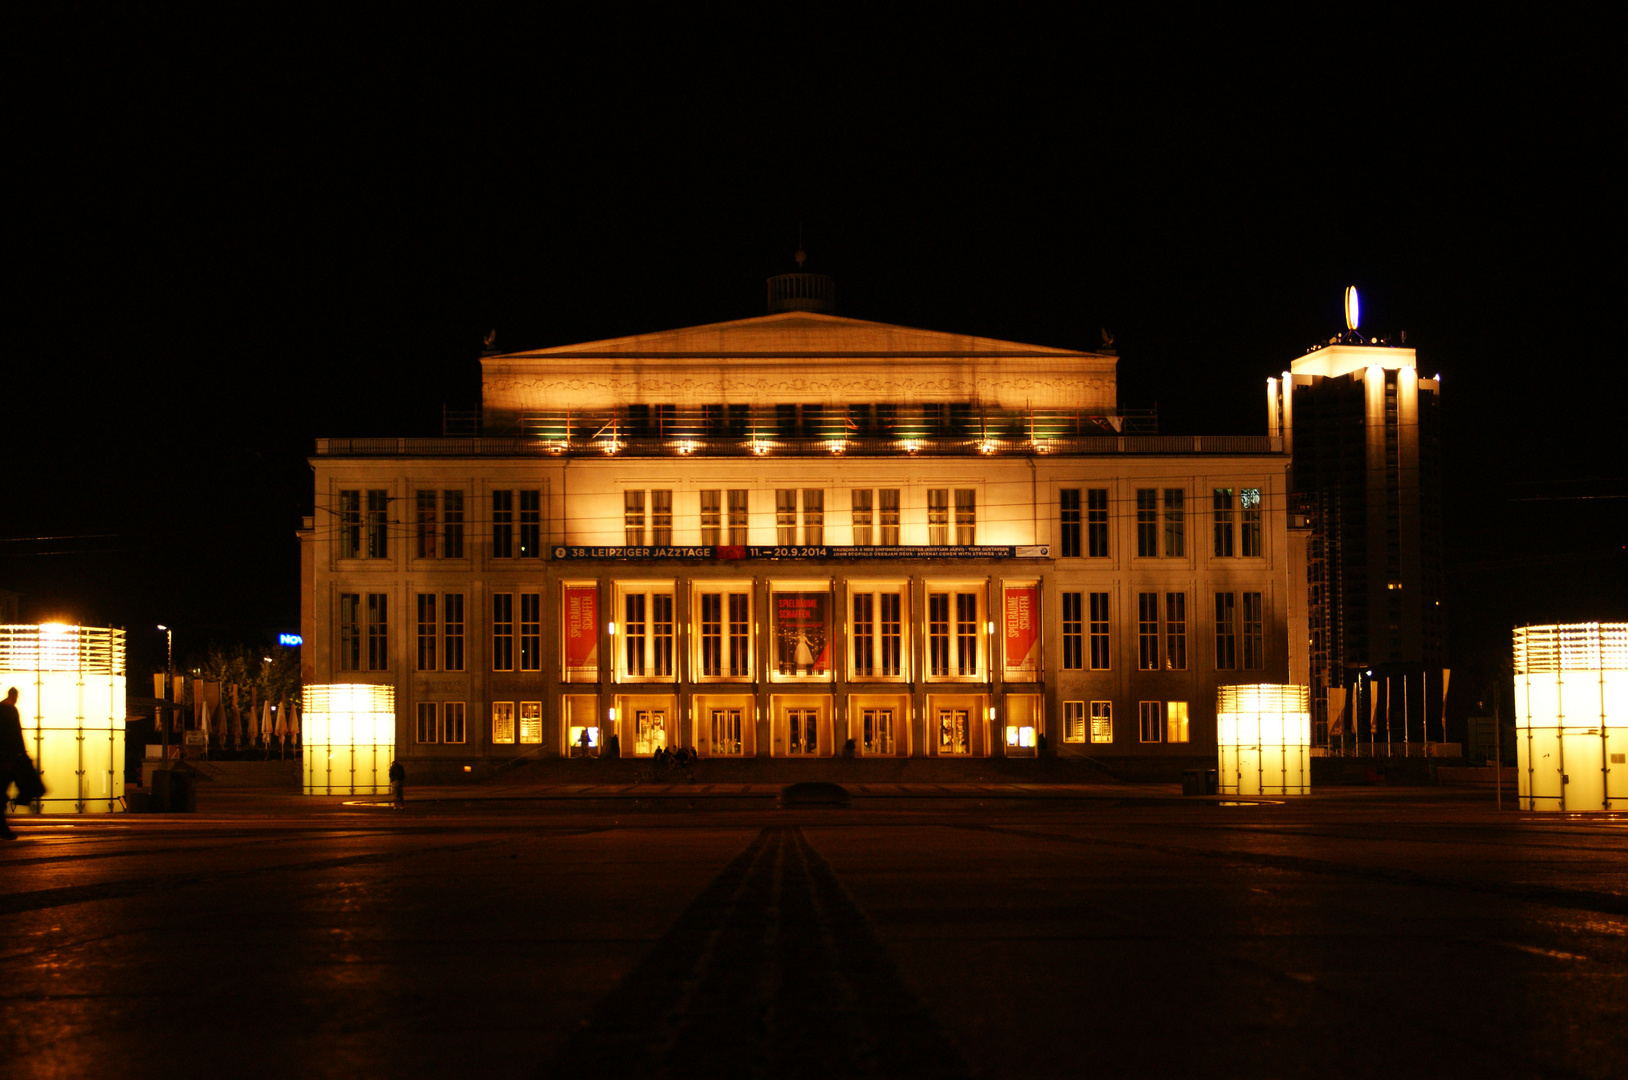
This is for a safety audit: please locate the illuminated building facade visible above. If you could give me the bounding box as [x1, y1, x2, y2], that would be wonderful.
[301, 275, 1299, 768]
[1267, 295, 1444, 742]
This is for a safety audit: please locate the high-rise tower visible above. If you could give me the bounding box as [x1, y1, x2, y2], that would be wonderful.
[1268, 290, 1444, 741]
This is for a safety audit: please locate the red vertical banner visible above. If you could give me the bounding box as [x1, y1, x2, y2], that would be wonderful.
[563, 585, 599, 681]
[1003, 584, 1039, 680]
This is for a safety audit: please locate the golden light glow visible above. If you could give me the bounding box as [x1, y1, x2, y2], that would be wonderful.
[303, 683, 395, 796]
[1344, 285, 1360, 330]
[0, 624, 126, 814]
[1513, 622, 1627, 810]
[1217, 683, 1311, 796]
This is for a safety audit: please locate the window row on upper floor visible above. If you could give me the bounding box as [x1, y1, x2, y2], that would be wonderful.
[330, 482, 1271, 562]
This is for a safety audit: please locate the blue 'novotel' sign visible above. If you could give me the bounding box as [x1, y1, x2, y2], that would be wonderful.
[277, 633, 303, 647]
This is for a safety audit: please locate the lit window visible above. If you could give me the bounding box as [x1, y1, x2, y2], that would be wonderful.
[928, 489, 949, 545]
[519, 702, 542, 744]
[491, 702, 515, 744]
[1090, 701, 1113, 744]
[1064, 700, 1086, 743]
[1165, 701, 1189, 744]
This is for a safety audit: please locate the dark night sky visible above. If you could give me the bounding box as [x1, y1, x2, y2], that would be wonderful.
[9, 10, 1624, 682]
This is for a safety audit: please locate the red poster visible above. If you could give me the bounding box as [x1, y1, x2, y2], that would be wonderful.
[774, 592, 829, 675]
[563, 585, 599, 678]
[1004, 585, 1039, 678]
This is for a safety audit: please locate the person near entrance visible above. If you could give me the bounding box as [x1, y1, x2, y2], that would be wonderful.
[388, 759, 405, 810]
[2, 687, 42, 839]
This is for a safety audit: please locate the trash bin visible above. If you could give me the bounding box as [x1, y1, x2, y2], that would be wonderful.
[1204, 769, 1219, 795]
[1182, 769, 1203, 796]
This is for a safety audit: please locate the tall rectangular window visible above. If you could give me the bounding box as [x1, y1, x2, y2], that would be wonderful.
[338, 593, 361, 671]
[1064, 700, 1086, 743]
[339, 491, 361, 558]
[928, 489, 949, 545]
[1061, 700, 1087, 742]
[416, 491, 437, 558]
[443, 594, 465, 672]
[366, 593, 389, 670]
[879, 592, 902, 677]
[416, 593, 437, 671]
[1165, 592, 1187, 671]
[699, 591, 750, 677]
[1241, 488, 1262, 557]
[776, 489, 798, 544]
[954, 489, 976, 546]
[1242, 591, 1264, 669]
[956, 592, 978, 674]
[1165, 701, 1190, 743]
[1062, 591, 1082, 670]
[519, 593, 541, 671]
[803, 489, 824, 545]
[416, 702, 439, 744]
[519, 702, 542, 744]
[519, 490, 541, 557]
[1087, 489, 1109, 557]
[879, 489, 900, 545]
[651, 490, 672, 545]
[1215, 591, 1237, 670]
[1139, 701, 1163, 743]
[625, 490, 646, 545]
[1163, 489, 1185, 557]
[492, 491, 513, 558]
[852, 490, 873, 545]
[700, 490, 721, 545]
[929, 592, 950, 675]
[1059, 489, 1081, 557]
[625, 593, 647, 676]
[852, 593, 874, 677]
[1088, 592, 1110, 669]
[728, 593, 750, 676]
[700, 593, 721, 676]
[492, 593, 514, 672]
[366, 490, 389, 559]
[653, 593, 674, 676]
[727, 490, 748, 545]
[1090, 701, 1113, 743]
[491, 702, 515, 744]
[1213, 488, 1235, 558]
[1136, 489, 1158, 557]
[1137, 592, 1160, 670]
[443, 702, 466, 744]
[442, 490, 464, 558]
[929, 591, 979, 676]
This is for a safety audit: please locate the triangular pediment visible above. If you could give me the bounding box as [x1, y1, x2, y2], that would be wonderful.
[492, 311, 1099, 359]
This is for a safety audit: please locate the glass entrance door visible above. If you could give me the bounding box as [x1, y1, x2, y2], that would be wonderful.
[711, 708, 743, 756]
[787, 708, 819, 755]
[635, 709, 668, 756]
[862, 708, 895, 755]
[938, 708, 970, 755]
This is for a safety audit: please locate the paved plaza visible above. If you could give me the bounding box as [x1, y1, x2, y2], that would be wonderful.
[2, 784, 1625, 1079]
